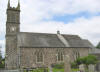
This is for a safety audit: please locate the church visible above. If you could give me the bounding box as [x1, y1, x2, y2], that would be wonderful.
[5, 0, 92, 69]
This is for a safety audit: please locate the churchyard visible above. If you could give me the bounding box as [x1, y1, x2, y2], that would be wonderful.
[0, 55, 99, 72]
[23, 55, 98, 72]
[23, 64, 96, 72]
[23, 64, 97, 72]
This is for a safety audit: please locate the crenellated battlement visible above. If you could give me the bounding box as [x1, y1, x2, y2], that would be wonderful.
[7, 0, 20, 11]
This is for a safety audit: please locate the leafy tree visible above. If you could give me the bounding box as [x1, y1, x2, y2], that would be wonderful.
[84, 55, 98, 65]
[96, 42, 100, 49]
[0, 47, 5, 68]
[75, 55, 98, 65]
[0, 48, 3, 67]
[74, 55, 98, 69]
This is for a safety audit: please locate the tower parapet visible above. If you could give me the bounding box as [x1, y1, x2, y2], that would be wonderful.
[7, 0, 20, 11]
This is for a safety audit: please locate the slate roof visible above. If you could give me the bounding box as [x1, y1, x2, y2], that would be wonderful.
[82, 40, 100, 54]
[17, 32, 91, 48]
[92, 49, 100, 54]
[17, 32, 65, 47]
[82, 39, 95, 48]
[62, 35, 87, 47]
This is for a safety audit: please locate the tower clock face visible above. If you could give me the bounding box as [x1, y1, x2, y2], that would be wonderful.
[10, 26, 16, 32]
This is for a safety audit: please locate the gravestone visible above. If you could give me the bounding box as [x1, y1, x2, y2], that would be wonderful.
[79, 64, 85, 72]
[64, 55, 71, 72]
[88, 64, 95, 72]
[96, 63, 100, 72]
[98, 63, 100, 71]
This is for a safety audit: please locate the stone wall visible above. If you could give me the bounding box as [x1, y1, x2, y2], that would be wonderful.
[5, 2, 20, 69]
[0, 69, 20, 72]
[20, 48, 89, 68]
[5, 36, 18, 69]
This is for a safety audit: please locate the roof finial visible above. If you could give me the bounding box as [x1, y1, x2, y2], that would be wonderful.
[57, 30, 60, 34]
[8, 0, 10, 8]
[17, 0, 20, 10]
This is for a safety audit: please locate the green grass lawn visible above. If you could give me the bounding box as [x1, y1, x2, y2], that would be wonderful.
[24, 68, 80, 72]
[53, 68, 80, 72]
[52, 68, 64, 72]
[71, 69, 79, 72]
[24, 68, 48, 72]
[24, 68, 64, 72]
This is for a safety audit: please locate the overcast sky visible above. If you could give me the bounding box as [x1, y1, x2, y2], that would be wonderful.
[0, 0, 100, 55]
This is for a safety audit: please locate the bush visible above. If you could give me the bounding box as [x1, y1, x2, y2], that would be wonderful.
[75, 55, 98, 66]
[82, 54, 98, 68]
[71, 62, 78, 69]
[0, 58, 5, 68]
[51, 63, 64, 69]
[75, 57, 85, 65]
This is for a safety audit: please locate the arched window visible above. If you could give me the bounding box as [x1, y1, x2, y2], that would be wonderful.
[36, 52, 43, 63]
[57, 52, 64, 61]
[73, 49, 80, 61]
[76, 52, 80, 59]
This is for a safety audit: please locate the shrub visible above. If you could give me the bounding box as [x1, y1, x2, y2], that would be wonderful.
[71, 62, 78, 69]
[51, 63, 64, 69]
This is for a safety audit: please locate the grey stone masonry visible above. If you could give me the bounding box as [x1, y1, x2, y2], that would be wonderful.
[5, 0, 20, 69]
[5, 0, 92, 70]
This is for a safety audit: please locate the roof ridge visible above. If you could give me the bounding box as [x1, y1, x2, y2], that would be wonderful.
[18, 32, 80, 36]
[18, 32, 57, 35]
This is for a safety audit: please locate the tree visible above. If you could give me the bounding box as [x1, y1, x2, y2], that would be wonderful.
[84, 55, 98, 65]
[96, 42, 100, 49]
[75, 55, 98, 65]
[0, 47, 5, 68]
[74, 55, 98, 69]
[71, 55, 98, 68]
[0, 47, 3, 67]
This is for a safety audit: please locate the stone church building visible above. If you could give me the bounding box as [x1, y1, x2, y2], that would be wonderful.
[5, 0, 92, 69]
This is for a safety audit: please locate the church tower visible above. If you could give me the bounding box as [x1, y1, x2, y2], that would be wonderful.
[5, 0, 20, 69]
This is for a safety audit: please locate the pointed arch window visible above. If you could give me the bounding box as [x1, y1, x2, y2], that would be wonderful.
[73, 51, 80, 61]
[73, 49, 80, 61]
[57, 52, 64, 61]
[36, 52, 43, 63]
[76, 52, 80, 59]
